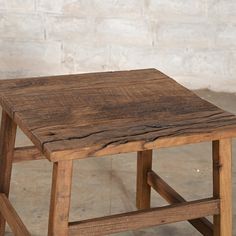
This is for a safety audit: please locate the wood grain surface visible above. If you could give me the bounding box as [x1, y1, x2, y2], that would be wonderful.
[213, 139, 232, 236]
[69, 198, 219, 236]
[136, 150, 152, 209]
[48, 160, 73, 236]
[0, 111, 17, 235]
[147, 171, 213, 235]
[0, 69, 236, 161]
[0, 194, 30, 236]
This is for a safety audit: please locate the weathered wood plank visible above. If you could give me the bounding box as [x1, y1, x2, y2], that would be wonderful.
[0, 194, 30, 236]
[0, 69, 162, 98]
[0, 111, 17, 236]
[136, 150, 152, 209]
[48, 161, 73, 236]
[46, 128, 236, 161]
[213, 139, 232, 236]
[14, 146, 44, 163]
[147, 171, 213, 235]
[0, 69, 236, 161]
[69, 198, 219, 236]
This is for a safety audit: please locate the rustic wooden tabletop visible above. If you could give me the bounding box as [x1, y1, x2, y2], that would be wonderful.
[0, 68, 236, 161]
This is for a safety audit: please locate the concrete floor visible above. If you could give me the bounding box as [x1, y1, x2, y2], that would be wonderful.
[3, 89, 236, 236]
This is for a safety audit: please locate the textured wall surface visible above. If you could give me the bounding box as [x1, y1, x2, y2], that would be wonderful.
[0, 0, 235, 92]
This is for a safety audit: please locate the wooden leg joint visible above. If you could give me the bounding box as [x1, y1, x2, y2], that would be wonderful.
[68, 198, 219, 236]
[14, 146, 45, 163]
[147, 170, 215, 235]
[48, 161, 73, 236]
[0, 111, 17, 235]
[213, 139, 232, 236]
[0, 194, 30, 236]
[136, 150, 152, 210]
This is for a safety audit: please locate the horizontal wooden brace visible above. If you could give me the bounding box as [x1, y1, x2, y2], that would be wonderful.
[147, 170, 214, 235]
[0, 194, 30, 236]
[14, 146, 45, 163]
[69, 198, 219, 236]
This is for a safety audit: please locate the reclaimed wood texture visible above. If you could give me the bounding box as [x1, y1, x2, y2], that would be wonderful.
[48, 160, 73, 236]
[213, 139, 232, 236]
[0, 194, 30, 236]
[14, 146, 44, 163]
[136, 150, 152, 209]
[0, 111, 17, 236]
[69, 198, 219, 236]
[0, 69, 236, 161]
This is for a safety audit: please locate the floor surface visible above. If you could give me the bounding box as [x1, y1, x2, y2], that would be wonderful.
[3, 89, 236, 235]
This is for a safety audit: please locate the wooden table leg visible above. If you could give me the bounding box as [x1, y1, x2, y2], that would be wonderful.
[48, 160, 73, 236]
[136, 150, 152, 210]
[0, 111, 17, 236]
[212, 139, 232, 236]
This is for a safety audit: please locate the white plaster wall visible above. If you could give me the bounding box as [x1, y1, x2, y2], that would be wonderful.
[0, 0, 236, 92]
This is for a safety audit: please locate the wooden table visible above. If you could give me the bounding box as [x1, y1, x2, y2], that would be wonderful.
[0, 69, 235, 236]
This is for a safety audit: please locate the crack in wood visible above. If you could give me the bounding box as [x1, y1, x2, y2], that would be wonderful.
[41, 129, 109, 149]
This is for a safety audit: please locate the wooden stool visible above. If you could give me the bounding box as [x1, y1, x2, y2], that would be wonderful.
[0, 69, 235, 236]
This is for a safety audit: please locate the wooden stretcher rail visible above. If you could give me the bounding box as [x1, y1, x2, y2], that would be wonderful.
[147, 170, 214, 235]
[68, 198, 219, 236]
[0, 194, 30, 236]
[13, 146, 44, 163]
